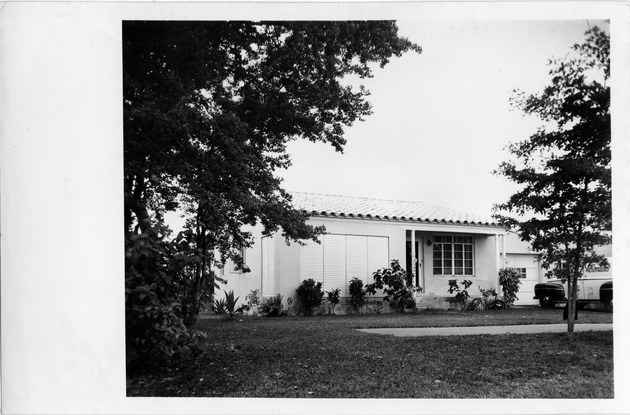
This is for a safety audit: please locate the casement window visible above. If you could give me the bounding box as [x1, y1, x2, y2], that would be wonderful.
[300, 234, 389, 296]
[433, 235, 474, 276]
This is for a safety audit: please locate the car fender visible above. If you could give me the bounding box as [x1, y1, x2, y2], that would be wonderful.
[534, 282, 565, 301]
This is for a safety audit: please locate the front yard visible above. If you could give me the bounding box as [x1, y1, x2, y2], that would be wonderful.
[127, 307, 613, 398]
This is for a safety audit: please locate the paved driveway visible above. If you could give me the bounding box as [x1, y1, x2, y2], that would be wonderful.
[358, 323, 613, 337]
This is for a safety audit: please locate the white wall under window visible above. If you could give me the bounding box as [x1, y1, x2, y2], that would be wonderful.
[299, 234, 389, 296]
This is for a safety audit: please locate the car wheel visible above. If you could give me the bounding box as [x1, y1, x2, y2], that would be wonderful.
[603, 297, 613, 313]
[539, 296, 555, 309]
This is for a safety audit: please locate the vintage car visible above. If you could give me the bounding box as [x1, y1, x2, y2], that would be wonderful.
[534, 277, 612, 312]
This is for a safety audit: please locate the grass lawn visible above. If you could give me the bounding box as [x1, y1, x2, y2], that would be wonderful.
[127, 307, 613, 398]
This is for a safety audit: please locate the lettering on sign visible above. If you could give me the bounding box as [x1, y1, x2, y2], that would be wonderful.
[585, 263, 610, 273]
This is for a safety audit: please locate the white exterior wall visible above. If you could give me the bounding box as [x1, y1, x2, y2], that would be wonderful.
[221, 217, 506, 312]
[220, 224, 611, 312]
[421, 233, 499, 298]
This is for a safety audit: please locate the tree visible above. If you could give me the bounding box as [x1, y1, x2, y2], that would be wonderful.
[124, 21, 421, 366]
[493, 26, 611, 333]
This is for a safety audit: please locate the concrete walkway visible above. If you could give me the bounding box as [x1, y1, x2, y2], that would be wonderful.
[358, 323, 613, 337]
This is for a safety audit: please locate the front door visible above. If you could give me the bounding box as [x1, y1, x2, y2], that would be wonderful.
[406, 240, 423, 289]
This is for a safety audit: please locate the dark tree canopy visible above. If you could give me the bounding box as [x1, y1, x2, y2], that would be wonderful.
[493, 26, 611, 332]
[124, 20, 420, 256]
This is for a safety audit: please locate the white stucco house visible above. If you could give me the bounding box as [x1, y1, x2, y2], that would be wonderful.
[217, 192, 609, 313]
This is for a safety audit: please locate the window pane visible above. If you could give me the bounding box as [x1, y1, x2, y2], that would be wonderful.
[444, 267, 452, 274]
[454, 251, 463, 260]
[455, 268, 463, 275]
[465, 267, 473, 275]
[433, 267, 442, 275]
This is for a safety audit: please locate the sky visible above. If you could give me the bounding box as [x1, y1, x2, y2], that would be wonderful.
[278, 20, 607, 220]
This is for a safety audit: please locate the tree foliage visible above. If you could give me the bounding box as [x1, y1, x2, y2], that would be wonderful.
[124, 21, 420, 368]
[493, 26, 611, 332]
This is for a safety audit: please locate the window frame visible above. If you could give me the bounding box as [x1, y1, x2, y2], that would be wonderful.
[432, 234, 475, 277]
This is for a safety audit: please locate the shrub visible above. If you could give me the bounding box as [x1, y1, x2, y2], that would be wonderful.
[296, 278, 324, 316]
[326, 288, 341, 315]
[349, 277, 366, 313]
[260, 294, 284, 317]
[244, 288, 261, 316]
[125, 226, 206, 373]
[499, 268, 522, 307]
[365, 259, 419, 313]
[447, 279, 473, 309]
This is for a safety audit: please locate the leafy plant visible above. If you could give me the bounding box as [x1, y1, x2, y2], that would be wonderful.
[447, 279, 473, 310]
[260, 294, 284, 317]
[349, 277, 366, 313]
[326, 288, 341, 315]
[296, 279, 325, 316]
[223, 289, 244, 318]
[244, 288, 261, 316]
[125, 225, 206, 373]
[365, 260, 419, 313]
[498, 268, 522, 308]
[213, 298, 227, 315]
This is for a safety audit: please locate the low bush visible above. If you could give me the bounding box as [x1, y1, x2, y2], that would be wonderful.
[365, 259, 419, 313]
[260, 294, 284, 317]
[447, 279, 473, 309]
[244, 289, 261, 316]
[349, 277, 366, 313]
[296, 278, 325, 316]
[125, 227, 206, 373]
[326, 288, 341, 315]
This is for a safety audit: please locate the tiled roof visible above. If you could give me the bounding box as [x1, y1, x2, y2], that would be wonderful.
[290, 192, 499, 227]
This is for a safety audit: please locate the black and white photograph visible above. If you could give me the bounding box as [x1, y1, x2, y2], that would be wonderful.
[2, 2, 630, 414]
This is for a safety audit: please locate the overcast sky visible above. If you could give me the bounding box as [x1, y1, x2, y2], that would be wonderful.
[279, 19, 607, 220]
